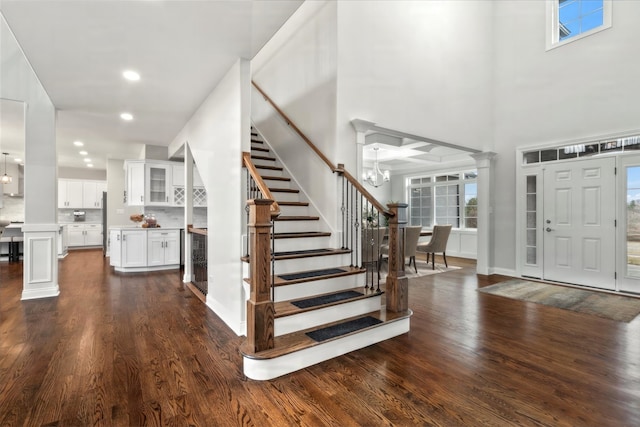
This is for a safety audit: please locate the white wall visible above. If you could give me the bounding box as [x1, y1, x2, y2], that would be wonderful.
[169, 59, 250, 335]
[492, 1, 640, 272]
[335, 0, 495, 170]
[252, 1, 340, 231]
[1, 14, 56, 225]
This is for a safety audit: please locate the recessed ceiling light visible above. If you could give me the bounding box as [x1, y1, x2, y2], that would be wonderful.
[122, 70, 140, 81]
[120, 112, 133, 121]
[83, 158, 92, 163]
[14, 158, 21, 163]
[74, 141, 84, 147]
[79, 150, 88, 155]
[87, 164, 94, 168]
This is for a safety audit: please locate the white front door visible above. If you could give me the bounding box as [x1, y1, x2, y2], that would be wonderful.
[543, 158, 616, 289]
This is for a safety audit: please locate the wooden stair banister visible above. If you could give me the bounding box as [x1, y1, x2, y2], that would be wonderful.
[242, 151, 280, 218]
[253, 81, 337, 173]
[252, 81, 394, 220]
[335, 164, 393, 219]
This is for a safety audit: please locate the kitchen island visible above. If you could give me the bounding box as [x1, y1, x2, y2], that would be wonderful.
[109, 226, 181, 273]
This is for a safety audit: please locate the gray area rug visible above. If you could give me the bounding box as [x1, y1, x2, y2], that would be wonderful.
[479, 279, 640, 323]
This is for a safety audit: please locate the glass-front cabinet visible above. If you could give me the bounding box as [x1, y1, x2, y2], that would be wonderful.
[146, 164, 172, 206]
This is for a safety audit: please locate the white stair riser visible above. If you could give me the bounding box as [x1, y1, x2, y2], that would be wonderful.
[251, 158, 278, 167]
[279, 205, 310, 216]
[273, 192, 300, 202]
[244, 316, 411, 380]
[273, 236, 333, 252]
[274, 220, 326, 234]
[263, 178, 291, 189]
[255, 167, 283, 177]
[274, 273, 365, 301]
[274, 253, 352, 275]
[275, 295, 383, 336]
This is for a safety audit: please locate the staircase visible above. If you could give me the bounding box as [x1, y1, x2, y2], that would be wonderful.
[241, 129, 412, 380]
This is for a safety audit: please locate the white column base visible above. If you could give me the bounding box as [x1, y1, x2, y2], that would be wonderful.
[21, 224, 60, 300]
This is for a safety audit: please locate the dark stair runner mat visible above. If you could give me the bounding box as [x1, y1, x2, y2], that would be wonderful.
[275, 249, 332, 257]
[278, 268, 346, 281]
[306, 316, 382, 342]
[291, 290, 363, 309]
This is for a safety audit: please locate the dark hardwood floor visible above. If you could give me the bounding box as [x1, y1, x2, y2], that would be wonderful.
[1, 250, 639, 426]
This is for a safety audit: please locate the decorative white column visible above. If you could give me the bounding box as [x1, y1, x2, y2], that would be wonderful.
[21, 224, 60, 300]
[471, 152, 497, 275]
[183, 144, 194, 283]
[350, 119, 376, 183]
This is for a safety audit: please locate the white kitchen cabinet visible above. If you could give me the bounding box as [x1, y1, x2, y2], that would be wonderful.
[58, 179, 84, 208]
[126, 161, 145, 206]
[146, 163, 172, 205]
[67, 223, 102, 247]
[58, 225, 68, 258]
[109, 227, 180, 272]
[125, 161, 173, 206]
[172, 163, 207, 207]
[82, 181, 107, 208]
[121, 229, 147, 268]
[147, 229, 179, 267]
[109, 229, 122, 267]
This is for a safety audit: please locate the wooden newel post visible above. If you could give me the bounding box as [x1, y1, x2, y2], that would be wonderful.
[246, 199, 275, 353]
[386, 203, 409, 312]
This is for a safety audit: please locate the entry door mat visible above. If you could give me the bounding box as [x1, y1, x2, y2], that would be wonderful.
[306, 316, 382, 342]
[479, 279, 640, 323]
[278, 268, 346, 281]
[291, 290, 364, 309]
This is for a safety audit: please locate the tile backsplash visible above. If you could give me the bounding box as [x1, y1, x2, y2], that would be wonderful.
[0, 196, 25, 222]
[58, 208, 102, 223]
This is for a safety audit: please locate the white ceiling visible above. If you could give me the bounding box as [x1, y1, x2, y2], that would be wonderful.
[0, 0, 302, 171]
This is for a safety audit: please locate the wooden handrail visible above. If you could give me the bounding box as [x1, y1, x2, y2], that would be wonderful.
[252, 81, 336, 172]
[252, 81, 394, 219]
[242, 152, 281, 217]
[187, 225, 208, 236]
[336, 165, 394, 218]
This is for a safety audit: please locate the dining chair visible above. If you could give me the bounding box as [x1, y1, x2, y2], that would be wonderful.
[416, 224, 452, 270]
[378, 226, 422, 273]
[361, 226, 387, 279]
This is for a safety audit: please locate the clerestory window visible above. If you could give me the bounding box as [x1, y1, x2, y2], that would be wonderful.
[546, 0, 611, 50]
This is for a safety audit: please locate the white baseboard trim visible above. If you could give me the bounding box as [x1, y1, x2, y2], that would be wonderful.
[488, 267, 516, 277]
[21, 285, 60, 300]
[244, 316, 411, 381]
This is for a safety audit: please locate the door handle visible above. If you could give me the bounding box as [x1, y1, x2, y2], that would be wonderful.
[546, 227, 553, 232]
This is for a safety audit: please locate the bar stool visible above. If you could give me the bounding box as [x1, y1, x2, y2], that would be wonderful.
[10, 236, 23, 262]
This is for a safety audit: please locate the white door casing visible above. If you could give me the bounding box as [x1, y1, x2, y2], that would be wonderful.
[617, 154, 640, 293]
[543, 158, 616, 290]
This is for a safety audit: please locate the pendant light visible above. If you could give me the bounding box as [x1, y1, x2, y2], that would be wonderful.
[1, 152, 12, 184]
[363, 147, 390, 188]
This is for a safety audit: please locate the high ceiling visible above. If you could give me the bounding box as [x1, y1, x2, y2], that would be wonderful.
[0, 0, 303, 171]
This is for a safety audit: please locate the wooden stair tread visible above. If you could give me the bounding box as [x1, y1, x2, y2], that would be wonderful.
[240, 309, 412, 359]
[274, 287, 382, 318]
[251, 146, 270, 152]
[251, 139, 263, 144]
[241, 248, 351, 263]
[251, 154, 276, 162]
[261, 175, 290, 182]
[278, 201, 309, 207]
[274, 231, 331, 239]
[269, 187, 299, 193]
[274, 215, 319, 221]
[255, 164, 283, 171]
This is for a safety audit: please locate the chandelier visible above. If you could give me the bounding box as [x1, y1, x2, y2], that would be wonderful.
[363, 147, 390, 188]
[1, 153, 12, 184]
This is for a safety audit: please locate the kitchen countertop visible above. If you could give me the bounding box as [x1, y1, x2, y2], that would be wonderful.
[109, 226, 182, 231]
